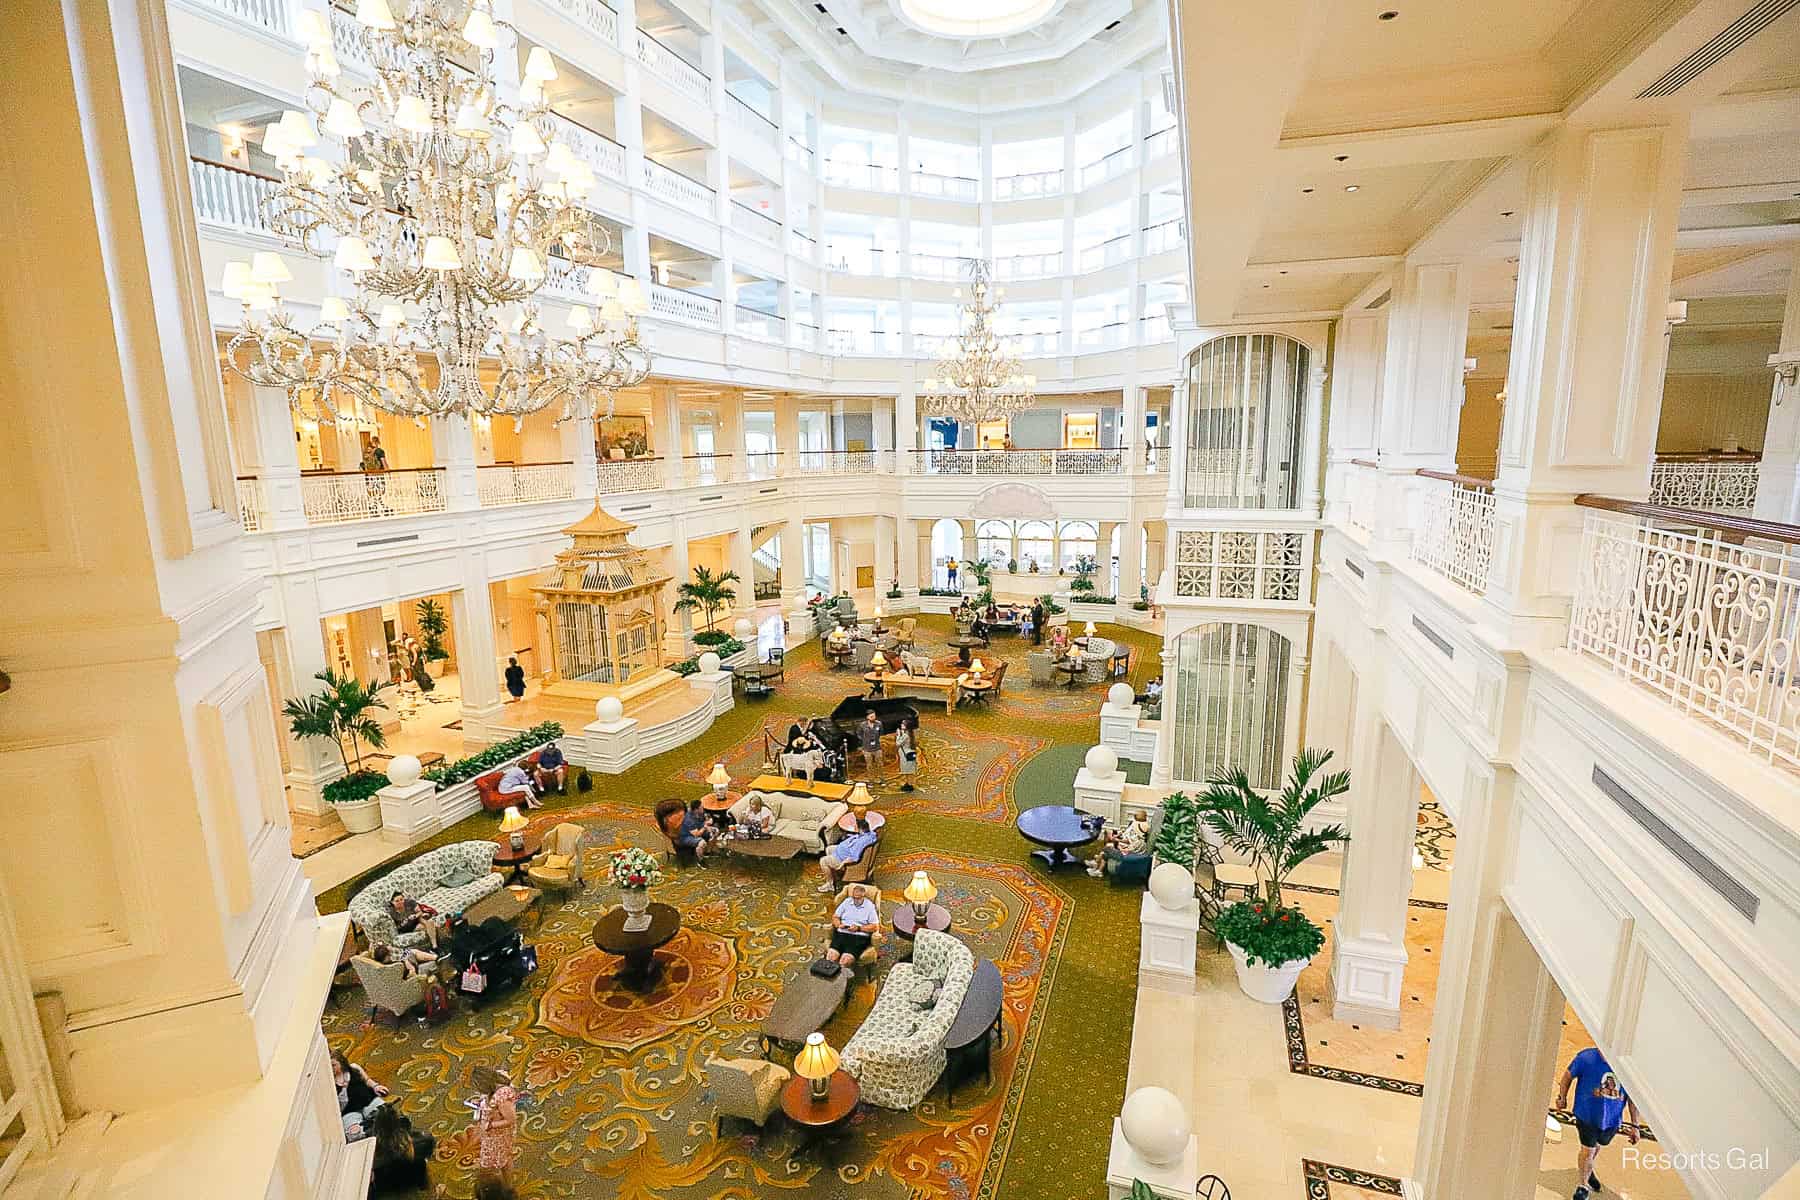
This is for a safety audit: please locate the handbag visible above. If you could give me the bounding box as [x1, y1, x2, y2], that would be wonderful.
[808, 957, 843, 979]
[460, 964, 487, 993]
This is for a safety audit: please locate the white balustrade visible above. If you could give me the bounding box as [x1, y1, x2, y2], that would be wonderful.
[744, 451, 785, 480]
[1346, 462, 1378, 533]
[542, 255, 588, 299]
[681, 453, 733, 485]
[993, 169, 1063, 200]
[644, 160, 714, 217]
[917, 448, 1123, 476]
[727, 95, 779, 146]
[1012, 330, 1063, 356]
[793, 449, 880, 475]
[551, 113, 626, 184]
[734, 306, 785, 341]
[786, 138, 817, 173]
[300, 468, 448, 524]
[236, 477, 267, 532]
[1075, 322, 1130, 349]
[911, 171, 979, 201]
[994, 252, 1062, 279]
[1649, 460, 1760, 513]
[1569, 507, 1800, 771]
[636, 31, 710, 103]
[1079, 144, 1134, 188]
[548, 0, 618, 43]
[1410, 475, 1497, 594]
[1144, 442, 1170, 474]
[650, 283, 722, 327]
[914, 333, 953, 355]
[789, 229, 817, 258]
[730, 201, 781, 244]
[1142, 219, 1186, 254]
[824, 160, 900, 191]
[189, 157, 278, 234]
[476, 462, 576, 507]
[330, 6, 374, 74]
[911, 252, 970, 279]
[791, 321, 820, 349]
[1077, 233, 1133, 272]
[194, 0, 288, 33]
[1174, 529, 1307, 602]
[1139, 313, 1172, 343]
[1143, 127, 1178, 159]
[596, 457, 663, 493]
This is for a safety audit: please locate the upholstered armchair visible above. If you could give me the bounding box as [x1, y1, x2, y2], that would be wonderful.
[850, 640, 878, 672]
[895, 617, 917, 649]
[841, 929, 975, 1109]
[527, 822, 587, 895]
[706, 1056, 792, 1134]
[351, 954, 430, 1022]
[832, 885, 885, 967]
[1027, 650, 1057, 685]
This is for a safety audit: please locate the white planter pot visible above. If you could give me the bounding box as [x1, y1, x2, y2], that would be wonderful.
[619, 887, 652, 931]
[334, 796, 383, 835]
[1225, 940, 1308, 1004]
[426, 659, 446, 678]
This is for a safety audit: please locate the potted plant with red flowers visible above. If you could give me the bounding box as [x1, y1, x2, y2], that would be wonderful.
[608, 846, 667, 932]
[1195, 748, 1349, 1003]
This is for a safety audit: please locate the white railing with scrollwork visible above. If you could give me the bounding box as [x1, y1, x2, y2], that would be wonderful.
[1649, 460, 1760, 513]
[330, 6, 374, 74]
[792, 449, 883, 475]
[1411, 476, 1496, 594]
[1174, 529, 1307, 602]
[650, 284, 722, 327]
[596, 457, 663, 493]
[918, 448, 1123, 476]
[300, 469, 448, 524]
[644, 160, 714, 216]
[189, 158, 278, 234]
[636, 31, 709, 102]
[542, 255, 587, 299]
[1569, 509, 1800, 771]
[548, 0, 618, 43]
[194, 0, 289, 33]
[476, 462, 576, 507]
[993, 169, 1063, 200]
[551, 113, 626, 184]
[237, 478, 267, 531]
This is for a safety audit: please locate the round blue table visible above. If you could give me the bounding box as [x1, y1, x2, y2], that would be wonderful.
[1015, 805, 1104, 869]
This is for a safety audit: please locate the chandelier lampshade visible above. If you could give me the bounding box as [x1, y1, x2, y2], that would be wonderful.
[921, 259, 1036, 423]
[221, 0, 653, 427]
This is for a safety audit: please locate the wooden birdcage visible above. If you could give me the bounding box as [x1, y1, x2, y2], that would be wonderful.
[533, 505, 673, 699]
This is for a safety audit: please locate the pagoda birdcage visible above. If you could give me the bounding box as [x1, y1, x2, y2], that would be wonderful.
[533, 505, 671, 693]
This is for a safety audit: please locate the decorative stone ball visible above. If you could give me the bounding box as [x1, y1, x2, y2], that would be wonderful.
[386, 754, 422, 788]
[1107, 681, 1135, 709]
[595, 696, 625, 724]
[733, 617, 755, 640]
[697, 651, 723, 675]
[1084, 744, 1119, 780]
[1148, 862, 1195, 911]
[1120, 1086, 1191, 1165]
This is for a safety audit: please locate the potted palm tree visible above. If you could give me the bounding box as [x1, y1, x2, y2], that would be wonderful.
[1195, 748, 1349, 1003]
[283, 669, 394, 834]
[674, 566, 740, 640]
[414, 597, 451, 677]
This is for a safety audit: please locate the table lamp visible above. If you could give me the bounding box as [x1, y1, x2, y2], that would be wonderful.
[847, 780, 873, 819]
[794, 1032, 840, 1100]
[903, 869, 938, 919]
[873, 606, 883, 622]
[499, 806, 528, 851]
[969, 656, 985, 682]
[707, 762, 731, 800]
[1084, 620, 1097, 638]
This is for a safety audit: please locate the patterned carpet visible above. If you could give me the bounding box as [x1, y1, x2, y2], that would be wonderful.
[319, 615, 1159, 1199]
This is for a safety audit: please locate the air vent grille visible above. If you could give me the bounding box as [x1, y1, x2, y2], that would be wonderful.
[1591, 766, 1759, 921]
[1366, 289, 1393, 310]
[1637, 0, 1800, 97]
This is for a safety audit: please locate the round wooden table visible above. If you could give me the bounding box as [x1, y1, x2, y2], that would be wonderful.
[1016, 805, 1103, 869]
[962, 678, 997, 705]
[946, 635, 986, 665]
[892, 902, 951, 942]
[781, 1070, 860, 1163]
[592, 902, 681, 988]
[1053, 660, 1083, 687]
[492, 832, 543, 883]
[701, 790, 740, 829]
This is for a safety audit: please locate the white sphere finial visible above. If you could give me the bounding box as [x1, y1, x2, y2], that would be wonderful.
[386, 754, 422, 787]
[1107, 682, 1135, 709]
[1120, 1086, 1191, 1164]
[1148, 862, 1195, 910]
[733, 617, 755, 640]
[1084, 744, 1119, 780]
[595, 695, 624, 724]
[697, 651, 722, 674]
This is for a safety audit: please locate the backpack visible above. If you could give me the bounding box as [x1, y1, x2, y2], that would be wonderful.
[424, 980, 452, 1022]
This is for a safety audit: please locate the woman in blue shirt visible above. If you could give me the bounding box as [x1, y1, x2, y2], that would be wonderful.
[825, 883, 880, 975]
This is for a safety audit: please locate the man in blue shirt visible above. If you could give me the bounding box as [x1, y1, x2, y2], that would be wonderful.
[1555, 1045, 1641, 1200]
[532, 741, 567, 795]
[818, 818, 879, 893]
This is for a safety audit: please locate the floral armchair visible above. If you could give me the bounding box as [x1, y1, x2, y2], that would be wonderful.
[348, 841, 503, 947]
[840, 929, 975, 1109]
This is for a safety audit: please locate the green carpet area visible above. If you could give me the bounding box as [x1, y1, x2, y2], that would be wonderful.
[322, 615, 1159, 1199]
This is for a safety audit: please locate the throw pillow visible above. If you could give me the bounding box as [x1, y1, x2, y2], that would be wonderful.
[908, 978, 940, 1008]
[541, 854, 572, 871]
[439, 866, 479, 889]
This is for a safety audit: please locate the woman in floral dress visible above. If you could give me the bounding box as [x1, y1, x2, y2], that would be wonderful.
[471, 1072, 519, 1184]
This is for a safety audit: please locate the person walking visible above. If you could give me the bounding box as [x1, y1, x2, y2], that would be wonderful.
[503, 656, 526, 703]
[895, 715, 919, 792]
[1556, 1045, 1640, 1200]
[470, 1070, 519, 1189]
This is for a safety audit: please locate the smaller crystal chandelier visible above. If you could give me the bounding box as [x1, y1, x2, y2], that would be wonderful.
[922, 259, 1036, 423]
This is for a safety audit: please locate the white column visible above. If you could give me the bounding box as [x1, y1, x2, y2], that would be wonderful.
[565, 410, 598, 503]
[1118, 517, 1144, 604]
[665, 518, 693, 655]
[1122, 383, 1147, 470]
[433, 412, 480, 512]
[452, 569, 505, 748]
[1484, 120, 1687, 644]
[1753, 247, 1800, 523]
[1328, 712, 1418, 1027]
[278, 580, 339, 815]
[730, 519, 758, 624]
[899, 518, 923, 593]
[873, 513, 896, 599]
[1323, 311, 1387, 524]
[895, 383, 918, 475]
[656, 380, 683, 488]
[1150, 644, 1175, 785]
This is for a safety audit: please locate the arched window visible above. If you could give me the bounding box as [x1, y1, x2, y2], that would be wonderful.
[1184, 333, 1309, 510]
[1058, 520, 1097, 573]
[1170, 623, 1292, 790]
[1017, 521, 1054, 571]
[930, 518, 964, 588]
[976, 520, 1012, 568]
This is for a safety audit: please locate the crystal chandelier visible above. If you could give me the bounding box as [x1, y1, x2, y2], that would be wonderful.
[921, 259, 1036, 423]
[218, 0, 652, 425]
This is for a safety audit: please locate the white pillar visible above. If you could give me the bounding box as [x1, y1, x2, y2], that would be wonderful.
[1324, 312, 1387, 525]
[895, 383, 918, 474]
[873, 513, 896, 599]
[434, 412, 480, 512]
[898, 518, 923, 593]
[452, 570, 505, 748]
[656, 380, 683, 488]
[1329, 712, 1417, 1027]
[1754, 247, 1800, 523]
[666, 518, 693, 654]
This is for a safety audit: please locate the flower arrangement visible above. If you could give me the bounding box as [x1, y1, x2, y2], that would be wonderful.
[608, 846, 666, 891]
[1213, 900, 1325, 968]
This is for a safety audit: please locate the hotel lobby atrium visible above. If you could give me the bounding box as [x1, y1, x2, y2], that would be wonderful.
[0, 0, 1798, 1197]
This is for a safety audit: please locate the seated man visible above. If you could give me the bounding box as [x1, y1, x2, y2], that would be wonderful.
[675, 796, 716, 862]
[1136, 677, 1163, 706]
[532, 741, 568, 796]
[739, 793, 776, 837]
[822, 882, 880, 977]
[370, 940, 438, 979]
[387, 891, 444, 948]
[496, 762, 540, 810]
[817, 818, 879, 893]
[1088, 810, 1151, 878]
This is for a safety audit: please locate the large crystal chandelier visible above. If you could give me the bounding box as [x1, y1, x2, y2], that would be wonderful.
[921, 259, 1036, 422]
[218, 0, 652, 425]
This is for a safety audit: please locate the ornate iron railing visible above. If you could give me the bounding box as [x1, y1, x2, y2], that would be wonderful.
[596, 456, 663, 493]
[1648, 457, 1760, 513]
[1410, 470, 1496, 594]
[299, 468, 448, 524]
[476, 462, 576, 507]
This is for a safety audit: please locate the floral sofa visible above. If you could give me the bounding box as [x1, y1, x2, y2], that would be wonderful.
[841, 929, 975, 1108]
[348, 841, 504, 948]
[727, 790, 846, 853]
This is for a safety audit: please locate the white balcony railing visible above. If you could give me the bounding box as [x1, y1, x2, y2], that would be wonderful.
[476, 461, 576, 507]
[914, 333, 954, 355]
[636, 31, 709, 103]
[596, 456, 663, 493]
[826, 247, 897, 276]
[542, 255, 588, 300]
[330, 5, 374, 74]
[1011, 330, 1064, 356]
[643, 159, 714, 217]
[734, 306, 785, 341]
[189, 157, 278, 235]
[823, 160, 900, 191]
[548, 0, 618, 43]
[993, 169, 1063, 200]
[1077, 233, 1133, 272]
[300, 468, 449, 524]
[1075, 321, 1129, 350]
[1346, 459, 1378, 534]
[911, 171, 979, 201]
[1078, 144, 1134, 189]
[551, 113, 626, 184]
[1144, 442, 1170, 474]
[1143, 218, 1186, 255]
[681, 453, 733, 485]
[727, 94, 779, 146]
[1569, 500, 1800, 772]
[791, 320, 820, 349]
[994, 251, 1062, 279]
[745, 450, 785, 480]
[786, 138, 817, 173]
[194, 0, 289, 34]
[236, 477, 267, 532]
[1143, 127, 1178, 159]
[730, 201, 781, 245]
[789, 229, 817, 258]
[917, 448, 1124, 476]
[910, 252, 971, 279]
[1410, 471, 1497, 594]
[793, 449, 890, 475]
[1648, 458, 1761, 514]
[650, 283, 722, 327]
[1139, 313, 1172, 343]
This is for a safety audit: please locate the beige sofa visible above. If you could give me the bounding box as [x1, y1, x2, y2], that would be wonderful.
[728, 789, 847, 853]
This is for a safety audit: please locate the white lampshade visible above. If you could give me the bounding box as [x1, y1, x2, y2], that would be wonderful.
[969, 657, 985, 676]
[296, 8, 330, 46]
[1084, 620, 1097, 637]
[334, 236, 376, 272]
[422, 235, 463, 271]
[299, 156, 334, 186]
[524, 46, 558, 82]
[220, 260, 252, 300]
[318, 296, 350, 323]
[509, 122, 546, 158]
[242, 281, 276, 311]
[277, 109, 318, 149]
[378, 303, 407, 328]
[707, 763, 731, 789]
[873, 606, 883, 619]
[355, 0, 395, 28]
[452, 102, 489, 140]
[462, 2, 498, 47]
[794, 1032, 840, 1093]
[498, 805, 529, 834]
[847, 781, 873, 811]
[307, 44, 341, 79]
[544, 141, 577, 177]
[508, 246, 544, 281]
[323, 97, 365, 139]
[355, 167, 383, 194]
[567, 305, 593, 334]
[394, 94, 432, 134]
[251, 251, 292, 284]
[518, 76, 545, 106]
[903, 870, 937, 906]
[565, 161, 596, 195]
[588, 267, 618, 299]
[617, 278, 647, 314]
[261, 124, 293, 163]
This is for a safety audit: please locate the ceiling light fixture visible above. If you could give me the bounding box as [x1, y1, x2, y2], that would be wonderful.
[1301, 187, 1314, 194]
[1378, 10, 1399, 19]
[921, 259, 1036, 423]
[1344, 184, 1360, 192]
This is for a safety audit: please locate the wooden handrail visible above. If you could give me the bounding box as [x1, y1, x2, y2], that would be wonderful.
[299, 465, 445, 477]
[1349, 458, 1379, 469]
[1574, 494, 1800, 546]
[477, 460, 575, 468]
[188, 154, 280, 183]
[597, 454, 664, 463]
[1416, 468, 1495, 492]
[1653, 451, 1762, 464]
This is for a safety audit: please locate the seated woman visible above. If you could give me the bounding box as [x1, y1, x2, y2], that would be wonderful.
[333, 1052, 388, 1139]
[370, 941, 438, 979]
[822, 882, 880, 977]
[1088, 810, 1151, 878]
[388, 891, 444, 948]
[817, 818, 879, 893]
[368, 1101, 436, 1196]
[739, 793, 776, 837]
[532, 741, 568, 795]
[495, 762, 540, 810]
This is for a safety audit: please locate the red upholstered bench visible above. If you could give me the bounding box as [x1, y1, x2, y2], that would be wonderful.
[475, 751, 541, 812]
